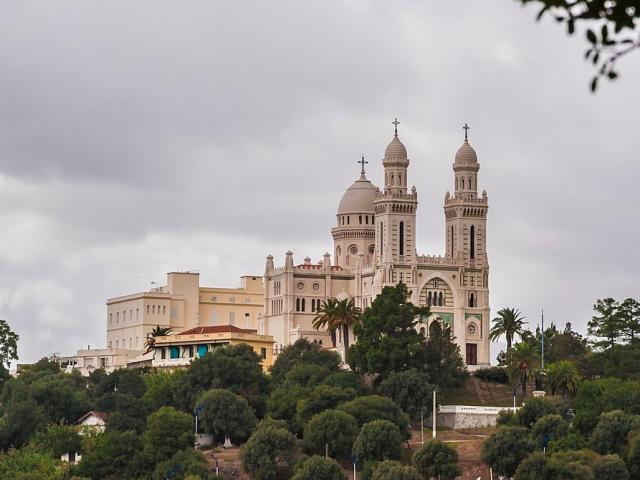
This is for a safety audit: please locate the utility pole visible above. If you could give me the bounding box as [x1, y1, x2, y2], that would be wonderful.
[541, 309, 545, 370]
[432, 390, 437, 439]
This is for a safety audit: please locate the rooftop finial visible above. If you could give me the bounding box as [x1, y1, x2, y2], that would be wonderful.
[358, 154, 368, 175]
[463, 122, 470, 142]
[392, 118, 400, 137]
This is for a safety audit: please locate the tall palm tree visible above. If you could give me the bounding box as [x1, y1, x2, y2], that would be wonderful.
[506, 342, 540, 397]
[144, 325, 173, 353]
[489, 307, 527, 350]
[313, 298, 361, 349]
[546, 360, 581, 404]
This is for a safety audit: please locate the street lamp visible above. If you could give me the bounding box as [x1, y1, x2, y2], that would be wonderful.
[194, 403, 205, 448]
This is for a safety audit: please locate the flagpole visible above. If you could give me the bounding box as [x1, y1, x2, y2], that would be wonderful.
[541, 309, 545, 370]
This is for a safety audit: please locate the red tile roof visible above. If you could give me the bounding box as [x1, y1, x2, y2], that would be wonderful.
[77, 411, 109, 424]
[178, 325, 258, 335]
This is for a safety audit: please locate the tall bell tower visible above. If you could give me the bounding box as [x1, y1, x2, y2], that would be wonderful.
[373, 119, 418, 287]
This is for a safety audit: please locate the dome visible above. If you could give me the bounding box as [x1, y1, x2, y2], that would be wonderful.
[337, 174, 377, 214]
[384, 135, 407, 159]
[455, 140, 478, 164]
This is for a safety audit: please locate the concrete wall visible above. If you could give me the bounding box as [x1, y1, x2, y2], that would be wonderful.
[430, 405, 517, 430]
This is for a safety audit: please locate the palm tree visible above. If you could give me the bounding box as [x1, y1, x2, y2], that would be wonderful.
[489, 307, 527, 350]
[546, 360, 581, 404]
[313, 298, 361, 349]
[144, 325, 173, 353]
[506, 342, 540, 397]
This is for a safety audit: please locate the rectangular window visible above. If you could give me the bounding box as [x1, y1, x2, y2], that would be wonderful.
[162, 306, 166, 315]
[210, 310, 217, 322]
[147, 305, 150, 314]
[244, 297, 251, 303]
[229, 311, 236, 324]
[229, 297, 236, 303]
[170, 307, 177, 320]
[136, 308, 139, 320]
[260, 348, 267, 360]
[109, 313, 113, 324]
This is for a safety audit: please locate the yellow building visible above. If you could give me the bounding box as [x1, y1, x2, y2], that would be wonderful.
[106, 272, 264, 353]
[151, 325, 274, 371]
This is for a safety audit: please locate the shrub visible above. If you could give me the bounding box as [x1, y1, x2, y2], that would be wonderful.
[291, 455, 347, 480]
[531, 414, 569, 448]
[590, 410, 640, 455]
[152, 448, 218, 480]
[338, 395, 411, 440]
[413, 441, 461, 480]
[517, 398, 559, 428]
[474, 366, 509, 384]
[302, 410, 358, 459]
[352, 420, 403, 464]
[371, 460, 421, 480]
[481, 426, 532, 478]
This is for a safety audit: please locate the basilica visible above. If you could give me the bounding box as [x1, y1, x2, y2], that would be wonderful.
[263, 121, 490, 369]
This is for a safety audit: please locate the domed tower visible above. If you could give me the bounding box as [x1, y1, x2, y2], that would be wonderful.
[445, 123, 489, 268]
[331, 157, 377, 268]
[373, 119, 418, 284]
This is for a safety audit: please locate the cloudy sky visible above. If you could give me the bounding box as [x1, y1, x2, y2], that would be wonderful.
[1, 1, 638, 364]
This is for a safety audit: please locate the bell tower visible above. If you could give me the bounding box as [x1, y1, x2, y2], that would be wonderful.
[374, 119, 418, 287]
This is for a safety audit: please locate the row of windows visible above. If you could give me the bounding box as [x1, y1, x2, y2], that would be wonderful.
[271, 298, 283, 314]
[158, 344, 268, 361]
[109, 337, 140, 350]
[448, 225, 477, 260]
[427, 291, 445, 306]
[273, 281, 282, 296]
[208, 296, 251, 303]
[339, 215, 375, 226]
[456, 176, 475, 190]
[295, 298, 323, 312]
[387, 172, 403, 186]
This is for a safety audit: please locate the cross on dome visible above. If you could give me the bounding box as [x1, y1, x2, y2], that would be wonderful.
[463, 122, 470, 141]
[358, 155, 368, 175]
[392, 118, 400, 136]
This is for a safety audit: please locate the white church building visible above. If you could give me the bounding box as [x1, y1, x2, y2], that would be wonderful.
[263, 121, 490, 369]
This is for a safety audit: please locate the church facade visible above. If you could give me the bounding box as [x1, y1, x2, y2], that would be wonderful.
[262, 122, 490, 369]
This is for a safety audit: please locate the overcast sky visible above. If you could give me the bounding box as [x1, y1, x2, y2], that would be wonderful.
[1, 1, 638, 364]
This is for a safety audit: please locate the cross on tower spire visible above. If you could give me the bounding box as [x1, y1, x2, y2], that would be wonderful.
[392, 118, 400, 137]
[463, 122, 470, 141]
[358, 155, 368, 175]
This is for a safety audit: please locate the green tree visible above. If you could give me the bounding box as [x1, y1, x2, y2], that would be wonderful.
[489, 308, 527, 350]
[546, 323, 589, 364]
[516, 397, 559, 428]
[515, 0, 640, 91]
[348, 283, 429, 378]
[0, 399, 48, 450]
[378, 369, 437, 422]
[302, 409, 358, 459]
[481, 426, 532, 478]
[424, 322, 467, 388]
[198, 389, 257, 443]
[314, 298, 362, 350]
[413, 440, 461, 480]
[144, 369, 184, 410]
[152, 448, 219, 480]
[337, 395, 411, 440]
[588, 298, 625, 350]
[291, 455, 347, 480]
[531, 414, 569, 449]
[572, 378, 640, 435]
[297, 385, 356, 425]
[270, 338, 341, 383]
[77, 430, 142, 479]
[619, 298, 640, 343]
[371, 460, 421, 480]
[548, 432, 587, 453]
[284, 363, 333, 388]
[142, 406, 194, 465]
[144, 325, 173, 353]
[266, 384, 310, 434]
[593, 454, 629, 480]
[352, 420, 403, 464]
[240, 426, 297, 480]
[590, 410, 640, 456]
[322, 371, 366, 394]
[173, 343, 269, 415]
[30, 424, 82, 458]
[0, 446, 71, 480]
[546, 360, 581, 404]
[0, 320, 19, 378]
[514, 452, 549, 480]
[506, 341, 540, 396]
[627, 434, 640, 480]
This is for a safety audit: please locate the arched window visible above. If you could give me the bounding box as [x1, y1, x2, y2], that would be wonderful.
[469, 177, 473, 190]
[461, 178, 465, 189]
[359, 215, 362, 224]
[455, 178, 458, 190]
[301, 298, 306, 312]
[450, 226, 454, 257]
[438, 292, 444, 306]
[469, 293, 475, 308]
[365, 215, 368, 225]
[470, 225, 476, 259]
[427, 291, 432, 306]
[380, 222, 384, 256]
[347, 216, 350, 225]
[391, 174, 394, 185]
[399, 173, 402, 185]
[296, 298, 300, 311]
[399, 221, 404, 255]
